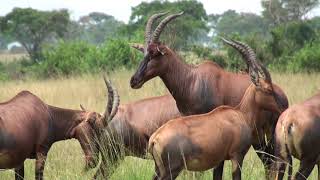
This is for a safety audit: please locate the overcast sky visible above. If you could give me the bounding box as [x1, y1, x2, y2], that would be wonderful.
[1, 0, 319, 23]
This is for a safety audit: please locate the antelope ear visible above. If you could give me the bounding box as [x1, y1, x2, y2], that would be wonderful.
[157, 46, 166, 55]
[130, 43, 144, 53]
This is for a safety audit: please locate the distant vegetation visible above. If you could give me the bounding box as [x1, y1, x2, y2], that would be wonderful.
[0, 0, 319, 81]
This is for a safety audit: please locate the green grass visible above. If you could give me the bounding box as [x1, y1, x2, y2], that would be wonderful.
[0, 70, 319, 179]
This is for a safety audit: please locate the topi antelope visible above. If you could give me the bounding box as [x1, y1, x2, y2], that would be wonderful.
[130, 12, 288, 178]
[93, 94, 181, 179]
[0, 76, 119, 180]
[272, 92, 320, 180]
[148, 39, 285, 180]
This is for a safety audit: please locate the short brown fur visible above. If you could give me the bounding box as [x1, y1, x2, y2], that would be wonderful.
[148, 41, 284, 180]
[272, 92, 320, 180]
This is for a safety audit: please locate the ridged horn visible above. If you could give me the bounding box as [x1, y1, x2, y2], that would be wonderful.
[221, 37, 259, 85]
[102, 76, 119, 125]
[102, 75, 113, 124]
[151, 12, 184, 43]
[230, 39, 265, 78]
[108, 81, 119, 122]
[145, 12, 168, 45]
[220, 37, 252, 68]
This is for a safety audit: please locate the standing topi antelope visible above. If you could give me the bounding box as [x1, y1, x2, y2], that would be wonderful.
[272, 92, 320, 180]
[148, 39, 285, 180]
[130, 12, 288, 178]
[0, 76, 119, 180]
[93, 93, 181, 179]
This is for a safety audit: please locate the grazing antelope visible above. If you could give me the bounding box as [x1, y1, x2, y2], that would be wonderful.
[93, 93, 181, 179]
[130, 12, 288, 178]
[148, 39, 285, 180]
[272, 92, 320, 180]
[0, 77, 119, 180]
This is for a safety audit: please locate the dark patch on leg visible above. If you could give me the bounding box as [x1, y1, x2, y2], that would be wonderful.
[0, 129, 16, 149]
[287, 123, 293, 135]
[164, 134, 202, 159]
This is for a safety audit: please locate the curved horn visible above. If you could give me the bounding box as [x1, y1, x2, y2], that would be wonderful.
[145, 12, 168, 45]
[231, 40, 265, 77]
[151, 12, 184, 43]
[102, 76, 120, 124]
[102, 75, 113, 124]
[257, 62, 272, 83]
[220, 37, 252, 68]
[108, 82, 120, 121]
[221, 37, 259, 85]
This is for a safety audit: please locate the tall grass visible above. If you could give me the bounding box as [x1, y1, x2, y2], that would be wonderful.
[0, 70, 319, 179]
[0, 53, 27, 63]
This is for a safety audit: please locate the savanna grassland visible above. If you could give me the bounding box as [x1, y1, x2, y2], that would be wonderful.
[0, 69, 319, 180]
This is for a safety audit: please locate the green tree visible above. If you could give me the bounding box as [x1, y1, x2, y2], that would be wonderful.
[268, 21, 316, 58]
[127, 0, 208, 49]
[78, 12, 124, 44]
[0, 8, 70, 61]
[210, 10, 269, 37]
[0, 33, 12, 50]
[262, 0, 319, 25]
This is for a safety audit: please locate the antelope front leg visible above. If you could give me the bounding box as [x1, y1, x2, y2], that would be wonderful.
[231, 155, 244, 180]
[213, 161, 224, 180]
[35, 151, 47, 180]
[14, 163, 24, 180]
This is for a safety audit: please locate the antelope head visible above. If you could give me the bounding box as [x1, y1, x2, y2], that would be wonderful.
[72, 76, 120, 170]
[130, 12, 184, 89]
[221, 38, 286, 113]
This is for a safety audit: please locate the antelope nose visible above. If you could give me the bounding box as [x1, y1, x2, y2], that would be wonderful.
[130, 76, 137, 87]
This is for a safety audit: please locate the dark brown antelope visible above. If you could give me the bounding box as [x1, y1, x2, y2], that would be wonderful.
[130, 12, 288, 178]
[272, 92, 320, 180]
[148, 39, 285, 180]
[93, 93, 181, 179]
[0, 77, 119, 180]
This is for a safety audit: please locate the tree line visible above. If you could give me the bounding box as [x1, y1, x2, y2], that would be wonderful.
[0, 0, 319, 79]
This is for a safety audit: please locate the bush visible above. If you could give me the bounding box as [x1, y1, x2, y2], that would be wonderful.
[27, 39, 142, 78]
[0, 62, 10, 81]
[39, 41, 94, 77]
[191, 45, 212, 59]
[98, 39, 141, 70]
[286, 41, 320, 72]
[208, 53, 228, 68]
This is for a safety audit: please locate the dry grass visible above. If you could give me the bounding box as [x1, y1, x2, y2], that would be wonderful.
[0, 53, 27, 63]
[0, 70, 319, 179]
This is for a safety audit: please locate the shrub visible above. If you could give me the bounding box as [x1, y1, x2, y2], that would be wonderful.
[208, 53, 228, 68]
[286, 41, 320, 72]
[98, 39, 141, 70]
[27, 39, 142, 78]
[191, 45, 212, 59]
[0, 62, 9, 81]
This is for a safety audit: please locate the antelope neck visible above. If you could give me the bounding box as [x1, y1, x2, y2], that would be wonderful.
[159, 54, 194, 107]
[236, 85, 260, 127]
[48, 106, 85, 141]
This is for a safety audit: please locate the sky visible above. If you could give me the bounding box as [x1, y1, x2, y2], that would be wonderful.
[0, 0, 319, 23]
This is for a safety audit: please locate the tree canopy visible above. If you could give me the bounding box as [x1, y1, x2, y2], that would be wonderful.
[0, 8, 70, 60]
[77, 12, 124, 44]
[262, 0, 320, 25]
[127, 0, 208, 49]
[209, 10, 269, 37]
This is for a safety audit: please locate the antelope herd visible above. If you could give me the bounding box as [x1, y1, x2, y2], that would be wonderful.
[0, 12, 319, 180]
